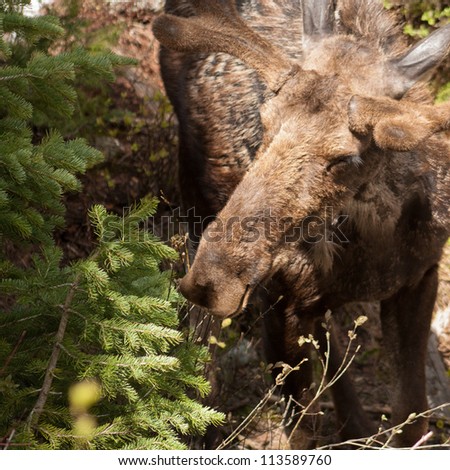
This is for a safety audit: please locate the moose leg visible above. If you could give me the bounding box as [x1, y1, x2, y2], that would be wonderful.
[380, 265, 438, 447]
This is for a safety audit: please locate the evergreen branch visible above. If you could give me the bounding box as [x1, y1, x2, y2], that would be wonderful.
[0, 315, 42, 329]
[0, 73, 41, 81]
[89, 354, 180, 370]
[27, 273, 82, 428]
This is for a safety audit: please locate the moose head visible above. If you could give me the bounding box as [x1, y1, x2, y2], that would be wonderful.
[153, 0, 450, 317]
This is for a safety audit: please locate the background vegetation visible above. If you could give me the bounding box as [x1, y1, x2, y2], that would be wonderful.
[387, 0, 450, 99]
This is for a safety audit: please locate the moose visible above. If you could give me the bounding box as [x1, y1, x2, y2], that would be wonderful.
[153, 0, 450, 447]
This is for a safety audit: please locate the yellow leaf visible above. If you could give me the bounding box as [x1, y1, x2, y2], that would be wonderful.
[221, 318, 232, 329]
[73, 415, 96, 440]
[69, 380, 102, 413]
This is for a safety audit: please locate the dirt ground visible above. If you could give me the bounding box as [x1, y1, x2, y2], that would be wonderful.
[54, 1, 450, 450]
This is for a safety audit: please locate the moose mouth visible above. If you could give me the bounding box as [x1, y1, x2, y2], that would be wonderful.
[179, 267, 258, 318]
[228, 283, 253, 318]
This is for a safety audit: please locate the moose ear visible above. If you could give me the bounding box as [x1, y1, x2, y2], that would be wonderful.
[349, 95, 450, 152]
[389, 24, 450, 95]
[372, 115, 431, 151]
[152, 1, 299, 93]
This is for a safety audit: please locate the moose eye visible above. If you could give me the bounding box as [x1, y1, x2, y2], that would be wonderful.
[326, 154, 362, 172]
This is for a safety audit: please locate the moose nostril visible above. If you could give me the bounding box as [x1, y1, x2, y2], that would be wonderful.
[179, 274, 213, 309]
[179, 274, 195, 299]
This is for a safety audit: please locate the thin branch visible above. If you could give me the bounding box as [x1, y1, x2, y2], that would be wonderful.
[216, 361, 306, 450]
[287, 319, 362, 445]
[411, 431, 434, 449]
[0, 330, 27, 377]
[319, 403, 450, 450]
[216, 382, 278, 450]
[2, 428, 16, 451]
[0, 314, 44, 329]
[27, 273, 82, 428]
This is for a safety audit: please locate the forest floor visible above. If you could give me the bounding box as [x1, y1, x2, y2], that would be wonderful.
[54, 1, 450, 450]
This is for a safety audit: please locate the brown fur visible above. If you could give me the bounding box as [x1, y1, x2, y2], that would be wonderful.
[155, 0, 450, 448]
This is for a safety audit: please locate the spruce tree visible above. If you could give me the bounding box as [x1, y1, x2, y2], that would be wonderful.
[1, 198, 222, 449]
[0, 1, 223, 449]
[0, 0, 127, 246]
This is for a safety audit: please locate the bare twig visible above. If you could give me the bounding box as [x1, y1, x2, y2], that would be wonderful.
[412, 431, 434, 449]
[216, 361, 306, 450]
[27, 273, 82, 428]
[0, 330, 26, 377]
[319, 401, 392, 416]
[216, 382, 279, 450]
[287, 316, 365, 446]
[319, 403, 450, 449]
[2, 429, 16, 451]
